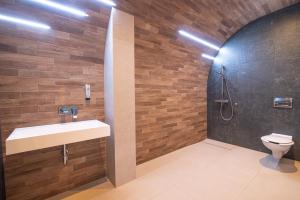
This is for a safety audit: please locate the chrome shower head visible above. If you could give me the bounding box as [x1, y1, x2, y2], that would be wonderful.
[215, 70, 224, 77]
[218, 65, 225, 77]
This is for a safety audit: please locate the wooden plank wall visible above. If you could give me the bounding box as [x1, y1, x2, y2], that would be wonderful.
[0, 1, 110, 199]
[0, 127, 5, 200]
[0, 0, 298, 199]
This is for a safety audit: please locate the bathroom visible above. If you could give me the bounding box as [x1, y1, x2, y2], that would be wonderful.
[0, 0, 299, 200]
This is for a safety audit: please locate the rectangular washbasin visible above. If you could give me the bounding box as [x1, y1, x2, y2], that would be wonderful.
[6, 120, 110, 155]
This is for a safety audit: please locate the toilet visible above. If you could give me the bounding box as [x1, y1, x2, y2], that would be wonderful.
[261, 133, 294, 160]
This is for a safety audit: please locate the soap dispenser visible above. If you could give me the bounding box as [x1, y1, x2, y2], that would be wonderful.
[85, 84, 91, 101]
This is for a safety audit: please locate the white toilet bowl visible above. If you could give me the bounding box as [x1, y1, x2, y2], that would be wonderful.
[261, 133, 294, 160]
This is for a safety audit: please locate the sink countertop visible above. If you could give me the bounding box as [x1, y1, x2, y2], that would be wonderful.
[6, 120, 110, 155]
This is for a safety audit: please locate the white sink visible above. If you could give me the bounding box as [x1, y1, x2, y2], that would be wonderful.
[6, 120, 110, 155]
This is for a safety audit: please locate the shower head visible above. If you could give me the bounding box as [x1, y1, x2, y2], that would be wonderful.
[216, 65, 225, 77]
[215, 70, 224, 77]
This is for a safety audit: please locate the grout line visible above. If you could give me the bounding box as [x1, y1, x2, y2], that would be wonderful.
[233, 166, 263, 200]
[204, 141, 233, 150]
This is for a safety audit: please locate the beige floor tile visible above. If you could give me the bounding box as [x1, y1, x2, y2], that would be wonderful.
[204, 138, 236, 149]
[49, 181, 115, 200]
[237, 166, 300, 200]
[149, 187, 196, 200]
[99, 172, 175, 200]
[174, 165, 248, 200]
[48, 140, 300, 200]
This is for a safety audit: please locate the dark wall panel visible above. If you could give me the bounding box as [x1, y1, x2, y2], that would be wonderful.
[208, 4, 300, 160]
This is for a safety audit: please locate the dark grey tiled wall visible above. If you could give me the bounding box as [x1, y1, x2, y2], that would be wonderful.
[208, 4, 300, 161]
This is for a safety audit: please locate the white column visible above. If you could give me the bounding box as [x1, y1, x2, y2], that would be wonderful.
[104, 8, 136, 186]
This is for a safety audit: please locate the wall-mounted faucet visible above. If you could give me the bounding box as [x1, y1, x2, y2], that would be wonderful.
[70, 106, 78, 122]
[58, 105, 78, 122]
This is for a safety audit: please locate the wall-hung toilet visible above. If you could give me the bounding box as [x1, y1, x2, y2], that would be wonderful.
[261, 133, 294, 160]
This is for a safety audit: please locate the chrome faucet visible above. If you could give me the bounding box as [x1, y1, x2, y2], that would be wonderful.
[58, 105, 78, 122]
[70, 106, 78, 122]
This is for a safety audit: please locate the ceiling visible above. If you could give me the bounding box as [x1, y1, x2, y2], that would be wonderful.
[118, 0, 299, 54]
[0, 0, 298, 57]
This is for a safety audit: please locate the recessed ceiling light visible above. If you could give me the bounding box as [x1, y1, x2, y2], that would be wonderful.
[96, 0, 116, 7]
[27, 0, 88, 17]
[202, 53, 215, 60]
[0, 14, 51, 29]
[179, 30, 220, 51]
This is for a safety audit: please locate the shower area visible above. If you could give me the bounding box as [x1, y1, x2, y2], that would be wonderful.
[214, 65, 234, 121]
[207, 4, 300, 161]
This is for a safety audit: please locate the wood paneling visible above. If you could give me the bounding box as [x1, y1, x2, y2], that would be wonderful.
[0, 128, 5, 200]
[0, 1, 110, 199]
[0, 0, 298, 199]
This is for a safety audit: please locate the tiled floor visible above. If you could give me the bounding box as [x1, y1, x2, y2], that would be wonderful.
[49, 139, 300, 200]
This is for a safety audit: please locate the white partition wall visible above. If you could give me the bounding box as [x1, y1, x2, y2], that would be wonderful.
[104, 8, 136, 186]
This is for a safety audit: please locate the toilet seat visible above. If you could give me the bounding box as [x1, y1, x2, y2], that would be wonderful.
[261, 133, 294, 159]
[261, 133, 294, 145]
